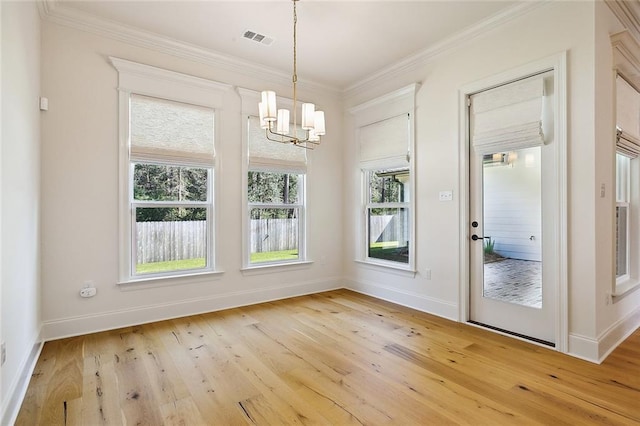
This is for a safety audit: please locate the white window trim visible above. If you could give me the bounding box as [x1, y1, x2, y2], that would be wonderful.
[238, 88, 312, 270]
[349, 84, 419, 272]
[111, 57, 231, 285]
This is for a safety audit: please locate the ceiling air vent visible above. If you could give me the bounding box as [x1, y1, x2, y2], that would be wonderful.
[243, 30, 274, 46]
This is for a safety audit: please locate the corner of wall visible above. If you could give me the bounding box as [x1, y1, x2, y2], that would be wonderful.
[344, 278, 459, 321]
[0, 340, 43, 425]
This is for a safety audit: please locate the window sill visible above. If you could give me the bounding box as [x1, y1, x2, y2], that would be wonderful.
[117, 269, 224, 290]
[613, 278, 640, 301]
[354, 259, 417, 278]
[241, 260, 313, 275]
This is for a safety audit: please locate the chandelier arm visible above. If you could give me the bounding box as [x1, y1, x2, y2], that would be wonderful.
[265, 127, 316, 149]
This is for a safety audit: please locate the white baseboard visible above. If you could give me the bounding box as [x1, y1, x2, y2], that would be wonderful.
[568, 333, 600, 363]
[568, 305, 640, 364]
[1, 339, 43, 426]
[596, 305, 640, 362]
[344, 278, 459, 321]
[42, 277, 343, 341]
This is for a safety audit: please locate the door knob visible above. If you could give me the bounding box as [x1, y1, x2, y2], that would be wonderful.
[471, 234, 485, 241]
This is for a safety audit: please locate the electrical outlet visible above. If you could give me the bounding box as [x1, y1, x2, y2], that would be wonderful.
[425, 269, 432, 280]
[80, 287, 97, 298]
[1, 342, 6, 366]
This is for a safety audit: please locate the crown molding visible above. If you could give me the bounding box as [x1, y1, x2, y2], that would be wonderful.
[343, 1, 548, 99]
[39, 0, 552, 100]
[611, 30, 640, 92]
[37, 0, 339, 96]
[606, 0, 640, 43]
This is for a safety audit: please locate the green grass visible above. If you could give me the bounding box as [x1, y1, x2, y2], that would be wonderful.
[369, 241, 409, 263]
[136, 257, 206, 274]
[136, 249, 300, 273]
[251, 249, 298, 263]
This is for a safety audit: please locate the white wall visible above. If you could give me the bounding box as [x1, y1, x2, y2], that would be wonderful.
[1, 1, 42, 422]
[343, 1, 637, 361]
[39, 19, 344, 339]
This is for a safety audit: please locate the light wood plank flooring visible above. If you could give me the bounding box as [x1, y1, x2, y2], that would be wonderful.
[16, 289, 640, 425]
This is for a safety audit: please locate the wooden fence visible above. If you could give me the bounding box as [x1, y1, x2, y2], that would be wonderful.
[136, 219, 299, 262]
[369, 214, 408, 243]
[136, 216, 406, 263]
[136, 221, 206, 263]
[250, 219, 298, 252]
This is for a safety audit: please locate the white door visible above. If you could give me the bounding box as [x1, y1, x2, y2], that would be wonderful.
[469, 72, 557, 346]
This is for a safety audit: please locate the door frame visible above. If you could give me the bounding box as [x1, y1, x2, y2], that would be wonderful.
[458, 52, 568, 353]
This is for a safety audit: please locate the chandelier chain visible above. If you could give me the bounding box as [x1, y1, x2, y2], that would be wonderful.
[292, 0, 298, 138]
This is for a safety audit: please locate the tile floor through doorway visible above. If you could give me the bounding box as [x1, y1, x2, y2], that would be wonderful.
[484, 258, 542, 308]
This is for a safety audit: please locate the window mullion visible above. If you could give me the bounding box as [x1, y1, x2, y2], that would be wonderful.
[132, 200, 209, 208]
[366, 202, 408, 209]
[249, 202, 302, 209]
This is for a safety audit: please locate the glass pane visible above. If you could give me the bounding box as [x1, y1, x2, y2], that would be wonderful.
[248, 171, 299, 204]
[616, 153, 630, 203]
[250, 208, 299, 263]
[368, 207, 409, 264]
[369, 168, 410, 203]
[482, 147, 542, 308]
[135, 207, 207, 274]
[134, 164, 208, 202]
[616, 205, 628, 278]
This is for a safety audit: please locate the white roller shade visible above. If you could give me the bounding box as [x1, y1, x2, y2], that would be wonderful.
[471, 75, 545, 155]
[130, 94, 214, 166]
[616, 75, 640, 158]
[248, 116, 307, 173]
[359, 114, 409, 164]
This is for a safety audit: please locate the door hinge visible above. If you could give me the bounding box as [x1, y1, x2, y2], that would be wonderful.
[467, 97, 472, 107]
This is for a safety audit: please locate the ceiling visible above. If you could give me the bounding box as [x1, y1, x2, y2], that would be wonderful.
[52, 1, 519, 91]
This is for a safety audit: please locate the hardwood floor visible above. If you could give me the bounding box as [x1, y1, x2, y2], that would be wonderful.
[15, 289, 640, 425]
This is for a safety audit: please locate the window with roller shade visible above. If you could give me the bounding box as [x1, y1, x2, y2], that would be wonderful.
[359, 113, 414, 268]
[111, 57, 229, 283]
[130, 95, 214, 277]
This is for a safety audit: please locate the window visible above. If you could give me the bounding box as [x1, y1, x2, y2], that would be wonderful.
[130, 95, 214, 278]
[133, 163, 211, 275]
[366, 168, 410, 264]
[351, 85, 417, 271]
[245, 115, 307, 267]
[111, 57, 230, 283]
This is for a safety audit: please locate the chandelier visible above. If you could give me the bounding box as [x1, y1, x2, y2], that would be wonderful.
[259, 0, 325, 148]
